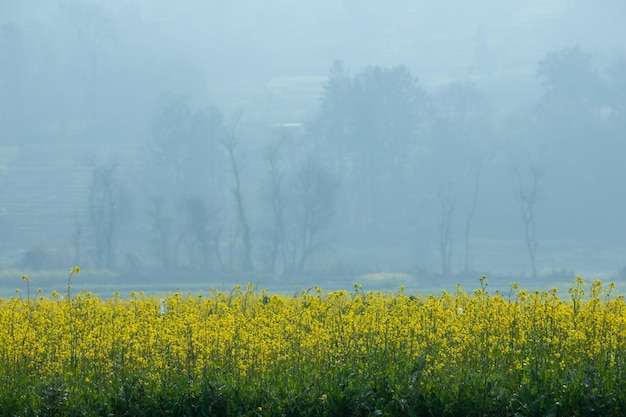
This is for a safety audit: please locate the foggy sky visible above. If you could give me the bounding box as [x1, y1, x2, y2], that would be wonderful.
[4, 0, 624, 117]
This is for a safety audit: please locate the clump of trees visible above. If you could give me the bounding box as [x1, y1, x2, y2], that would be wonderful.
[2, 7, 624, 282]
[66, 46, 626, 280]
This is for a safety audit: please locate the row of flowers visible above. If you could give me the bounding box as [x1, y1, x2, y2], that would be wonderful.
[0, 271, 625, 415]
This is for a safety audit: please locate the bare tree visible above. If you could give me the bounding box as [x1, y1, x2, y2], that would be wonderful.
[88, 160, 127, 268]
[437, 187, 455, 275]
[293, 158, 338, 273]
[512, 166, 544, 280]
[463, 163, 483, 273]
[150, 94, 223, 196]
[148, 95, 225, 270]
[221, 114, 253, 271]
[150, 93, 193, 191]
[263, 141, 287, 273]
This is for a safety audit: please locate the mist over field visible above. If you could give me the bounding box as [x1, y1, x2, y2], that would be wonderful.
[1, 0, 626, 295]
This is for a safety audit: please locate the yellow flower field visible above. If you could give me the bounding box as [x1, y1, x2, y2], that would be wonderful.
[1, 275, 625, 416]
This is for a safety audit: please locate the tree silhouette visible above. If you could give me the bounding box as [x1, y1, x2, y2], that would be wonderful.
[221, 114, 254, 272]
[314, 62, 426, 241]
[512, 167, 543, 280]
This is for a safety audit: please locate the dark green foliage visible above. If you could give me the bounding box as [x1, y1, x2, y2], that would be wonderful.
[1, 362, 626, 416]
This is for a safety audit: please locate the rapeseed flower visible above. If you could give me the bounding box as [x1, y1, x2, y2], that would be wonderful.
[0, 278, 624, 415]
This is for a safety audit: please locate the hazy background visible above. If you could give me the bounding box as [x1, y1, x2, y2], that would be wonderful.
[1, 0, 625, 296]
